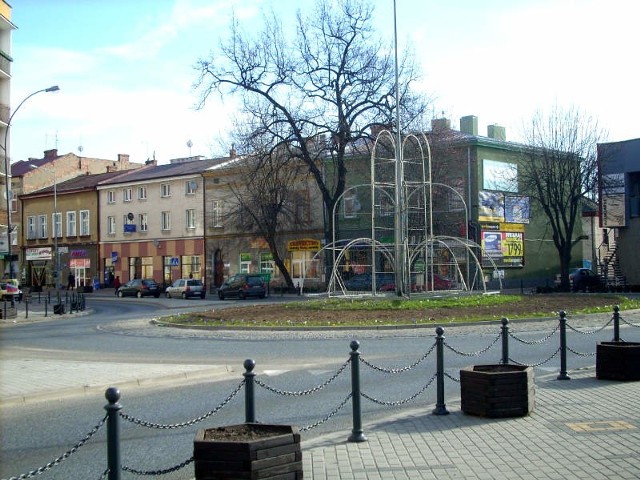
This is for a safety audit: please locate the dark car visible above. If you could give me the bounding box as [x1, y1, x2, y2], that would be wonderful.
[218, 274, 266, 300]
[165, 278, 205, 299]
[570, 268, 602, 292]
[116, 278, 161, 298]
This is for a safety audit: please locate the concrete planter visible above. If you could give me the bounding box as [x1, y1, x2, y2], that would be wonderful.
[460, 364, 535, 418]
[193, 423, 302, 479]
[596, 342, 640, 381]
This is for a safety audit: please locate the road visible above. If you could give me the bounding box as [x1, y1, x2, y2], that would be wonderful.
[1, 294, 638, 479]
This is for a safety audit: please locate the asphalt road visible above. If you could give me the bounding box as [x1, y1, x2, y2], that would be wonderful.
[1, 295, 638, 480]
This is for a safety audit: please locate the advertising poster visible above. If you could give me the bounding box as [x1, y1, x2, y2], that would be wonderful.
[481, 224, 525, 268]
[478, 191, 505, 222]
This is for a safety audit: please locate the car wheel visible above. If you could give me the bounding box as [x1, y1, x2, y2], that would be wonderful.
[238, 291, 246, 300]
[117, 290, 124, 298]
[200, 293, 205, 299]
[259, 294, 266, 299]
[165, 292, 171, 298]
[154, 293, 160, 298]
[137, 291, 143, 298]
[182, 292, 187, 299]
[218, 291, 224, 300]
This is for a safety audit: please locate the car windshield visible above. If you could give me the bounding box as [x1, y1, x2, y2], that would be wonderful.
[247, 277, 263, 286]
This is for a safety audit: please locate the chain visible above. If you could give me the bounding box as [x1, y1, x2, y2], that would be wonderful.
[360, 374, 437, 406]
[120, 380, 244, 429]
[122, 457, 194, 476]
[254, 360, 350, 396]
[1, 415, 107, 480]
[300, 393, 353, 431]
[444, 371, 460, 383]
[98, 469, 109, 480]
[509, 347, 561, 367]
[508, 324, 559, 345]
[359, 342, 437, 374]
[443, 333, 501, 357]
[620, 315, 640, 328]
[566, 318, 612, 335]
[567, 345, 596, 357]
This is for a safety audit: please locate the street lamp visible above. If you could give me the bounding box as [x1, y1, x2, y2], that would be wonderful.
[2, 85, 60, 281]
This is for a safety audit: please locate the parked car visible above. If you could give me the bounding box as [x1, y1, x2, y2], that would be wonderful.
[379, 273, 454, 292]
[0, 279, 23, 302]
[569, 268, 602, 292]
[115, 278, 161, 298]
[165, 278, 205, 299]
[218, 274, 266, 300]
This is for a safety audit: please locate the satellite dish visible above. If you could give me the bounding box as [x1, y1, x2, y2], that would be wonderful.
[127, 212, 134, 221]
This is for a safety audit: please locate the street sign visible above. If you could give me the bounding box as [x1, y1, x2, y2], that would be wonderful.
[171, 257, 180, 267]
[111, 251, 118, 264]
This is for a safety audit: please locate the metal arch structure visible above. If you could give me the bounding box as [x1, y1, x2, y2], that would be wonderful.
[316, 129, 492, 297]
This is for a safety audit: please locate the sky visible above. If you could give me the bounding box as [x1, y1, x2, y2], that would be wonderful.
[9, 0, 639, 165]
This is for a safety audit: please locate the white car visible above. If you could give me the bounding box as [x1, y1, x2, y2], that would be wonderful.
[165, 278, 206, 299]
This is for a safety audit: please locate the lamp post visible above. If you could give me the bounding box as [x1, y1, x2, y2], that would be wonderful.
[2, 85, 60, 280]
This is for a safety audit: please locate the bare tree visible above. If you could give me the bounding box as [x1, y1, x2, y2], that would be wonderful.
[518, 105, 606, 291]
[225, 148, 313, 289]
[195, 0, 429, 240]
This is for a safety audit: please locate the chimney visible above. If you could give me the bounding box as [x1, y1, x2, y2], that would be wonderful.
[487, 124, 506, 141]
[117, 154, 130, 169]
[460, 115, 478, 136]
[229, 144, 237, 158]
[431, 118, 451, 131]
[44, 149, 58, 159]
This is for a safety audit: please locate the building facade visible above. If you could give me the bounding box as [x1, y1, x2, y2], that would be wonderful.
[598, 138, 640, 288]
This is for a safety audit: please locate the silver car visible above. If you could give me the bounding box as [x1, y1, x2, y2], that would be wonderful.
[165, 278, 206, 299]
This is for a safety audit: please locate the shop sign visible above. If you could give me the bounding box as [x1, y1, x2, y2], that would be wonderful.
[71, 249, 87, 257]
[70, 258, 91, 268]
[287, 239, 321, 251]
[26, 247, 52, 261]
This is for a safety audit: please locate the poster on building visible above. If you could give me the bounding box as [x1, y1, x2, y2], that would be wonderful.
[481, 224, 525, 268]
[504, 195, 530, 223]
[478, 191, 505, 222]
[602, 194, 626, 227]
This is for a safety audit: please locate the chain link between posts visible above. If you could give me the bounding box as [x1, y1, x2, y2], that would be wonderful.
[300, 393, 353, 432]
[1, 415, 107, 480]
[119, 380, 244, 429]
[254, 360, 351, 396]
[361, 374, 437, 406]
[443, 333, 501, 357]
[359, 342, 436, 373]
[508, 324, 559, 344]
[122, 457, 194, 476]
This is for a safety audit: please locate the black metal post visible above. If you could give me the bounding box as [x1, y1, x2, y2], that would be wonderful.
[432, 326, 449, 415]
[501, 317, 509, 365]
[612, 305, 620, 342]
[44, 297, 48, 317]
[557, 310, 570, 380]
[104, 387, 122, 480]
[243, 359, 256, 423]
[25, 297, 28, 319]
[348, 340, 366, 442]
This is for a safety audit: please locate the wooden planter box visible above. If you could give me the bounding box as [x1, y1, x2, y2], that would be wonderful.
[596, 342, 640, 381]
[460, 364, 535, 418]
[194, 423, 302, 479]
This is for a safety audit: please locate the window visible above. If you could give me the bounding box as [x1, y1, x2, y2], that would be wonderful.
[161, 183, 171, 198]
[80, 210, 90, 236]
[137, 186, 147, 200]
[107, 190, 116, 204]
[66, 211, 77, 237]
[260, 252, 275, 275]
[27, 216, 36, 240]
[107, 216, 116, 235]
[181, 255, 201, 278]
[161, 211, 171, 231]
[186, 209, 196, 229]
[343, 194, 361, 218]
[10, 197, 17, 213]
[139, 213, 148, 232]
[38, 215, 47, 239]
[239, 253, 251, 273]
[123, 187, 132, 202]
[185, 180, 197, 195]
[52, 212, 62, 239]
[211, 200, 223, 227]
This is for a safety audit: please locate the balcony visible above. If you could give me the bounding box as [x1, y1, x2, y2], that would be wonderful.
[0, 51, 11, 77]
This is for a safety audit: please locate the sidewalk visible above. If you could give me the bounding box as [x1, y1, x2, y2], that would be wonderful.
[2, 295, 639, 479]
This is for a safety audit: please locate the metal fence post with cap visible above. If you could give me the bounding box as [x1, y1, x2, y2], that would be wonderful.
[243, 359, 256, 423]
[348, 340, 366, 442]
[104, 387, 122, 480]
[501, 317, 510, 365]
[612, 304, 620, 342]
[432, 326, 449, 415]
[557, 311, 570, 380]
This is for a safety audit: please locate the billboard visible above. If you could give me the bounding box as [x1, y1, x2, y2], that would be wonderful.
[481, 224, 525, 268]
